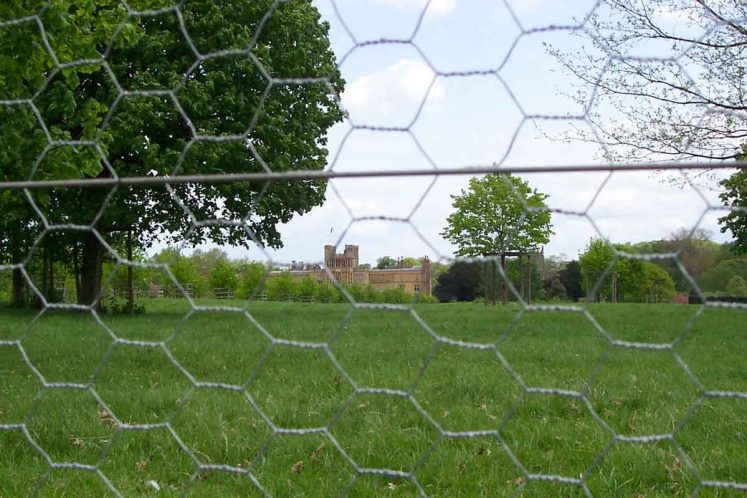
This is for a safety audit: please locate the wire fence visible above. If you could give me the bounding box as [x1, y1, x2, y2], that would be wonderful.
[0, 0, 745, 496]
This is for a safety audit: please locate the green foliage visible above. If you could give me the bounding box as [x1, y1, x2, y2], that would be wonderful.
[433, 261, 483, 302]
[375, 256, 397, 269]
[192, 249, 230, 277]
[236, 262, 267, 299]
[615, 258, 648, 302]
[559, 261, 583, 301]
[402, 257, 421, 268]
[542, 272, 567, 301]
[314, 282, 338, 303]
[623, 229, 728, 292]
[441, 174, 553, 258]
[362, 284, 381, 303]
[101, 261, 153, 295]
[429, 261, 448, 286]
[169, 255, 208, 297]
[719, 167, 747, 253]
[259, 275, 421, 304]
[209, 260, 238, 293]
[639, 261, 676, 302]
[346, 284, 367, 302]
[697, 258, 747, 293]
[101, 294, 146, 316]
[442, 174, 552, 305]
[0, 105, 47, 304]
[375, 256, 423, 269]
[381, 286, 411, 304]
[0, 269, 10, 301]
[579, 239, 614, 300]
[296, 277, 318, 301]
[504, 258, 544, 302]
[417, 294, 439, 304]
[579, 239, 677, 302]
[265, 271, 297, 301]
[726, 276, 747, 297]
[0, 1, 345, 305]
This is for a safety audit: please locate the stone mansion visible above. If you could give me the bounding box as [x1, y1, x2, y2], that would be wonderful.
[273, 245, 432, 297]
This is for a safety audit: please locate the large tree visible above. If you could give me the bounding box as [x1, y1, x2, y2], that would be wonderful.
[441, 174, 553, 304]
[579, 238, 677, 302]
[551, 0, 747, 253]
[697, 257, 747, 293]
[719, 164, 747, 252]
[559, 260, 584, 302]
[578, 239, 616, 301]
[551, 0, 746, 163]
[0, 1, 344, 307]
[433, 261, 483, 303]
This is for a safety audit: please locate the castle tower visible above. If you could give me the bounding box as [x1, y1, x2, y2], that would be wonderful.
[344, 245, 359, 268]
[324, 245, 336, 268]
[421, 257, 432, 297]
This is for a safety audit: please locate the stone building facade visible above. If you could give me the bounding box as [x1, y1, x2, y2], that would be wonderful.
[276, 245, 432, 297]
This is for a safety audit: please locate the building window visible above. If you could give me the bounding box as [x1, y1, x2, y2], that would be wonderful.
[414, 284, 420, 294]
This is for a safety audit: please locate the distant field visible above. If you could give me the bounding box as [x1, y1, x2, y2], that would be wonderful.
[0, 300, 744, 497]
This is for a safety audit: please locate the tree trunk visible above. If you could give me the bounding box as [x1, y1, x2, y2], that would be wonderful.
[491, 259, 496, 306]
[482, 260, 490, 306]
[519, 254, 525, 302]
[611, 270, 617, 303]
[527, 259, 532, 305]
[10, 229, 25, 308]
[484, 259, 497, 306]
[39, 242, 52, 307]
[41, 243, 48, 304]
[501, 252, 508, 305]
[73, 245, 81, 303]
[49, 252, 55, 302]
[78, 231, 104, 307]
[126, 229, 134, 314]
[12, 267, 25, 308]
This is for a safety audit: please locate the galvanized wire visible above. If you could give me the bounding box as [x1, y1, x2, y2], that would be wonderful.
[0, 0, 745, 497]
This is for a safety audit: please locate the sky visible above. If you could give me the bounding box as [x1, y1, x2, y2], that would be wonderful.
[215, 0, 734, 267]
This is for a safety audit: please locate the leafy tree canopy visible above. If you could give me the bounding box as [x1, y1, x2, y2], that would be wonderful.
[375, 256, 397, 269]
[579, 238, 677, 302]
[433, 261, 483, 303]
[559, 260, 583, 302]
[0, 0, 345, 305]
[579, 239, 615, 300]
[441, 174, 553, 258]
[697, 257, 747, 293]
[719, 165, 747, 253]
[376, 256, 425, 269]
[726, 275, 747, 297]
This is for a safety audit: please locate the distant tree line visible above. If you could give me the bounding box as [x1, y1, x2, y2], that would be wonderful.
[432, 229, 747, 303]
[2, 229, 745, 308]
[0, 247, 439, 309]
[262, 271, 437, 304]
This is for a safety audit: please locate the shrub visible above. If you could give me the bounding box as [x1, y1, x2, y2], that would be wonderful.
[726, 275, 747, 297]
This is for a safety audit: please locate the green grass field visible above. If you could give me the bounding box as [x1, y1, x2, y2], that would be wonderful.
[0, 300, 744, 497]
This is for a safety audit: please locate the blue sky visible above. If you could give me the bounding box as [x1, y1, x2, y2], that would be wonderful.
[229, 0, 732, 267]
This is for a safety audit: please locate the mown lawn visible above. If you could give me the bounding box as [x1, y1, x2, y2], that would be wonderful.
[0, 300, 744, 497]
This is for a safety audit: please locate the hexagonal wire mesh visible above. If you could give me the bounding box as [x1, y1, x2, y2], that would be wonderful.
[0, 0, 745, 496]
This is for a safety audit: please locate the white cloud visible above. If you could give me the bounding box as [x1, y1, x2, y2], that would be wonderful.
[375, 0, 456, 16]
[342, 58, 445, 125]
